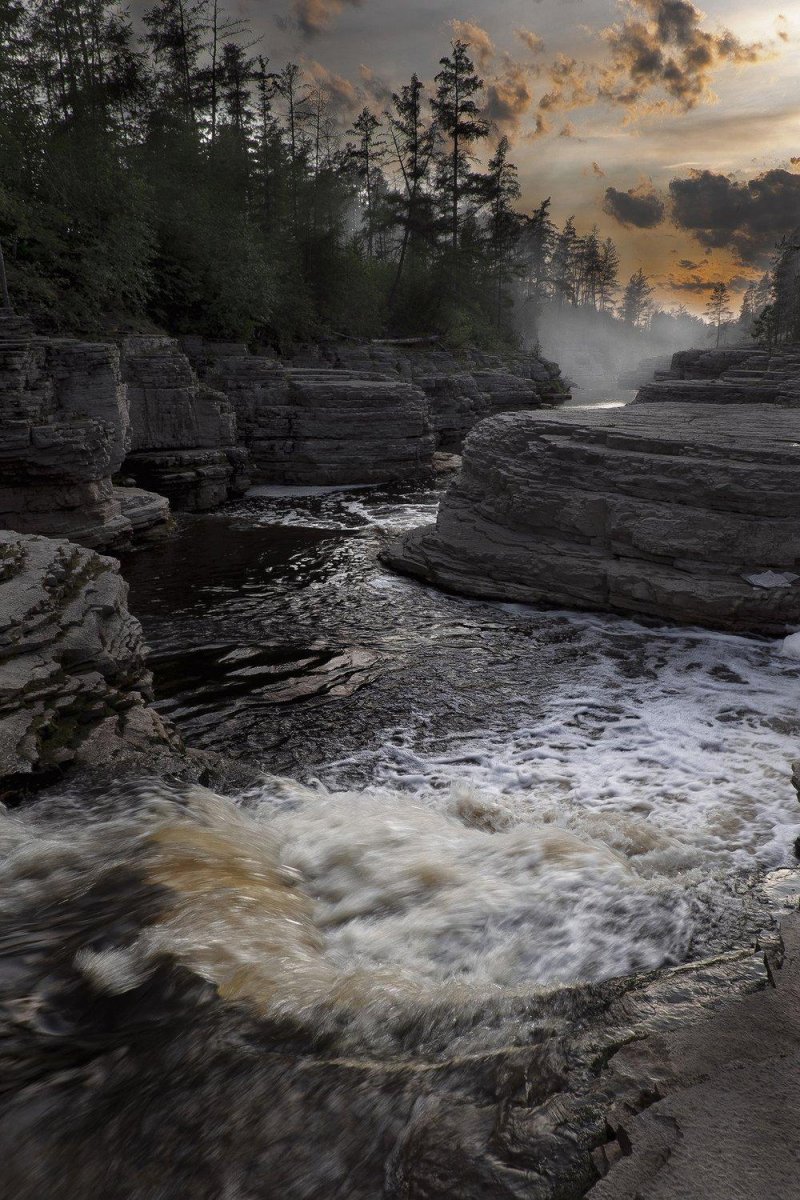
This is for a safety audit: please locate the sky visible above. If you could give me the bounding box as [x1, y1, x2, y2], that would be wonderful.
[253, 0, 800, 311]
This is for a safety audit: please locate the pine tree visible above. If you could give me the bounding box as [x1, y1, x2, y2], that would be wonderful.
[484, 136, 521, 328]
[431, 39, 489, 252]
[385, 73, 437, 299]
[621, 268, 654, 328]
[597, 237, 620, 312]
[552, 217, 579, 306]
[348, 107, 384, 259]
[705, 281, 733, 348]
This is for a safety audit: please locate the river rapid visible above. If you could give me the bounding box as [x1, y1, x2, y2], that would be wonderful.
[116, 478, 800, 1002]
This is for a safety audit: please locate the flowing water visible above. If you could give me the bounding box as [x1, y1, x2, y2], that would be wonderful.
[115, 481, 800, 1003]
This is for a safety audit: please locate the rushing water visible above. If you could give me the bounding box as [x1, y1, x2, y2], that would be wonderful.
[117, 480, 800, 999]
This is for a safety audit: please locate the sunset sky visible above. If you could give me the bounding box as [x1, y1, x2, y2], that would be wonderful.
[256, 0, 800, 312]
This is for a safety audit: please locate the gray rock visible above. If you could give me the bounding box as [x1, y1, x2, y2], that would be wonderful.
[0, 530, 182, 791]
[634, 343, 800, 407]
[383, 404, 800, 632]
[588, 913, 800, 1199]
[120, 336, 250, 509]
[0, 313, 134, 550]
[195, 352, 436, 484]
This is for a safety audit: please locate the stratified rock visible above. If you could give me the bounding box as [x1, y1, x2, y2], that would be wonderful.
[384, 404, 800, 633]
[293, 341, 569, 450]
[0, 313, 134, 549]
[120, 336, 250, 509]
[192, 347, 436, 484]
[116, 487, 172, 541]
[0, 529, 182, 792]
[634, 343, 800, 406]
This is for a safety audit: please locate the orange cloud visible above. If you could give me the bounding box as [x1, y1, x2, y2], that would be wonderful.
[449, 19, 495, 70]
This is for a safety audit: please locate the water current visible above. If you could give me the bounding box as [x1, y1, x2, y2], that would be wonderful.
[118, 474, 800, 999]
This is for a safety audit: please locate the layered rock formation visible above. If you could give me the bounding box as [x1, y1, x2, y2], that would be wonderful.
[635, 343, 800, 406]
[384, 404, 800, 633]
[121, 337, 250, 509]
[0, 315, 172, 548]
[191, 345, 436, 484]
[0, 313, 133, 548]
[0, 529, 181, 794]
[292, 340, 569, 449]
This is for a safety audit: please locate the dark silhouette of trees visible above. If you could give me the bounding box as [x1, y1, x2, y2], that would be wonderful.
[705, 281, 733, 347]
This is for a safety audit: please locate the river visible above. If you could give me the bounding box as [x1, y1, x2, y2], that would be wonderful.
[120, 476, 800, 996]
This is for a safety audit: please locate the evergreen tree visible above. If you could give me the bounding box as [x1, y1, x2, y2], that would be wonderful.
[621, 268, 654, 328]
[704, 281, 733, 348]
[483, 136, 521, 329]
[431, 39, 489, 252]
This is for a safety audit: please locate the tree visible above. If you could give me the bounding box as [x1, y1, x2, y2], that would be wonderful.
[431, 39, 489, 251]
[348, 107, 384, 259]
[705, 281, 733, 348]
[597, 237, 620, 313]
[483, 136, 521, 328]
[385, 73, 437, 299]
[621, 268, 654, 328]
[520, 198, 554, 314]
[551, 216, 579, 306]
[0, 238, 11, 309]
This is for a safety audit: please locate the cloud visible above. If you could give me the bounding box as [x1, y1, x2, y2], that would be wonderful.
[559, 121, 577, 137]
[678, 258, 707, 269]
[603, 182, 667, 228]
[449, 19, 495, 70]
[666, 273, 753, 294]
[358, 64, 392, 106]
[304, 59, 360, 113]
[293, 0, 363, 38]
[592, 161, 605, 177]
[600, 0, 767, 111]
[538, 54, 594, 112]
[484, 55, 537, 134]
[669, 168, 800, 264]
[515, 28, 545, 55]
[523, 113, 550, 141]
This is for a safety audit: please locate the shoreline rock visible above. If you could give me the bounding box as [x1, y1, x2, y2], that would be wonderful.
[120, 336, 250, 509]
[383, 404, 800, 633]
[0, 529, 182, 794]
[634, 343, 800, 407]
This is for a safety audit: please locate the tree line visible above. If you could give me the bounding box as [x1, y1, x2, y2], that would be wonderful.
[0, 1, 693, 347]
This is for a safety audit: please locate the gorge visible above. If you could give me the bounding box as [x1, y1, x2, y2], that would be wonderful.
[2, 336, 800, 1196]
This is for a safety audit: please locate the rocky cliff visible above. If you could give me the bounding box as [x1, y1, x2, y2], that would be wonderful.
[635, 343, 800, 406]
[290, 340, 569, 449]
[0, 314, 171, 549]
[190, 344, 436, 484]
[0, 529, 182, 794]
[384, 404, 800, 633]
[120, 336, 250, 509]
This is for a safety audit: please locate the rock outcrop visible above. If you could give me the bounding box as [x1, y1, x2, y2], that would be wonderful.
[0, 314, 170, 548]
[384, 404, 800, 633]
[588, 912, 800, 1200]
[120, 336, 250, 509]
[635, 343, 800, 406]
[190, 344, 436, 484]
[291, 340, 569, 449]
[0, 529, 182, 794]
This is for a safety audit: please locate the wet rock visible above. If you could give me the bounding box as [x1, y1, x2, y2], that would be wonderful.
[588, 913, 800, 1199]
[0, 529, 182, 793]
[120, 336, 250, 509]
[384, 404, 800, 632]
[115, 487, 172, 542]
[0, 312, 133, 550]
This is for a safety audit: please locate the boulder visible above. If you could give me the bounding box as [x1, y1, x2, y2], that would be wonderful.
[120, 336, 250, 509]
[0, 313, 134, 549]
[0, 530, 182, 793]
[383, 404, 800, 633]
